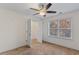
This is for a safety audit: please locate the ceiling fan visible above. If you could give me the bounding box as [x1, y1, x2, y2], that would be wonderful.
[30, 3, 56, 17]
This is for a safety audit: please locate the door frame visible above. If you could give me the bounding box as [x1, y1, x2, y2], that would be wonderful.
[26, 17, 43, 47]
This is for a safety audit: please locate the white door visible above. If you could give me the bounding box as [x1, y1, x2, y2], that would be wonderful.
[26, 19, 32, 47]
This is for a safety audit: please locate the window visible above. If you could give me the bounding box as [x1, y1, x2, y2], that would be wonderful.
[48, 18, 72, 39]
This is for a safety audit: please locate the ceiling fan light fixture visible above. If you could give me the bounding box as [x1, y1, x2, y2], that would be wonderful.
[30, 3, 57, 17]
[39, 12, 46, 16]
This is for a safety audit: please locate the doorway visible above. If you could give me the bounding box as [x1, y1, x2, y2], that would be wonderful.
[26, 19, 42, 47]
[31, 20, 42, 47]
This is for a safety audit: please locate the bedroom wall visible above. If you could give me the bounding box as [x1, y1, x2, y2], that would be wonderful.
[0, 8, 27, 53]
[42, 11, 79, 50]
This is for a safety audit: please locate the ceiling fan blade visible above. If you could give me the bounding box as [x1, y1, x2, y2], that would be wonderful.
[30, 8, 39, 11]
[33, 13, 39, 15]
[47, 11, 56, 13]
[46, 3, 52, 10]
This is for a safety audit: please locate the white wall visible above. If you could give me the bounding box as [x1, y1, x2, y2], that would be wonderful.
[43, 11, 79, 50]
[0, 8, 27, 53]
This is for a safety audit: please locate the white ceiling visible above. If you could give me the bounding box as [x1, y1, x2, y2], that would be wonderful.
[0, 3, 79, 17]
